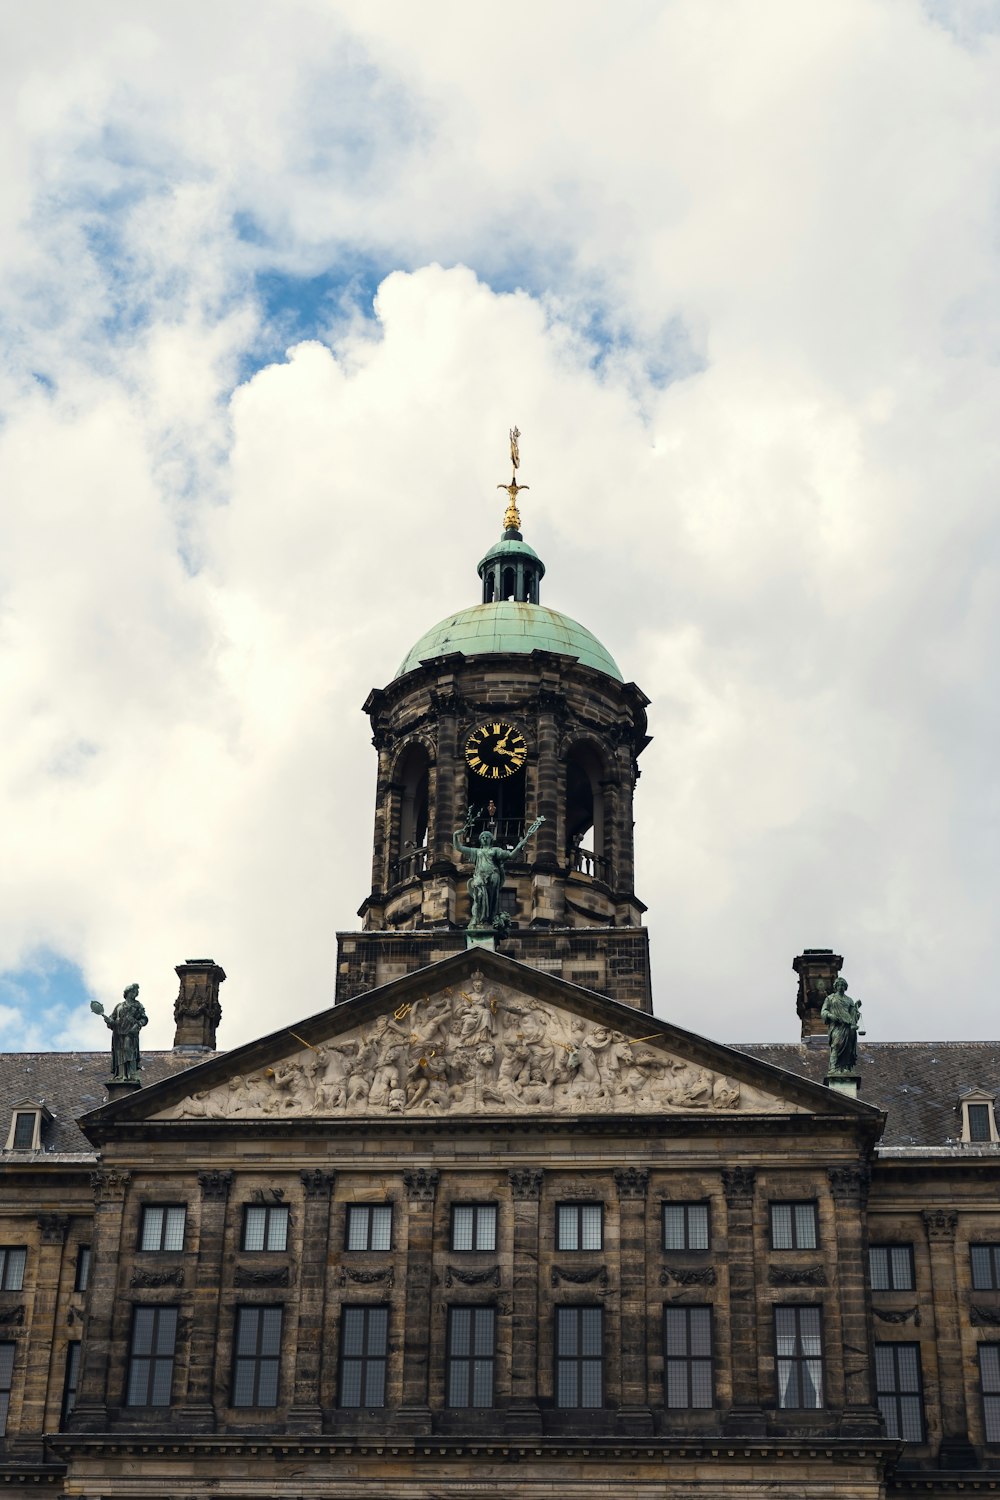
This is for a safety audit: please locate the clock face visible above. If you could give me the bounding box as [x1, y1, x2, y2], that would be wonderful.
[464, 720, 528, 780]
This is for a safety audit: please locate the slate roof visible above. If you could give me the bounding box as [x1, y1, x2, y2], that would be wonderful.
[735, 1040, 1000, 1148]
[0, 1038, 994, 1156]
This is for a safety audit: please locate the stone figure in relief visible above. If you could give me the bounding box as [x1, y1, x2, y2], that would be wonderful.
[158, 980, 793, 1121]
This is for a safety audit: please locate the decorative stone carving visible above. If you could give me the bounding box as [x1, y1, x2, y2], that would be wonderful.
[234, 1265, 290, 1288]
[721, 1167, 756, 1206]
[660, 1266, 717, 1287]
[91, 1168, 131, 1201]
[971, 1305, 1000, 1327]
[37, 1215, 69, 1243]
[403, 1168, 439, 1202]
[156, 984, 791, 1122]
[131, 1267, 185, 1288]
[828, 1165, 871, 1202]
[614, 1167, 649, 1200]
[768, 1265, 827, 1287]
[445, 1265, 501, 1288]
[873, 1306, 921, 1326]
[198, 1169, 233, 1201]
[300, 1169, 336, 1198]
[922, 1209, 958, 1241]
[552, 1264, 610, 1288]
[339, 1266, 394, 1288]
[508, 1168, 544, 1199]
[0, 1306, 25, 1326]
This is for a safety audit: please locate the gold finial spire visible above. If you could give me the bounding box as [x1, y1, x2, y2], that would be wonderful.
[497, 424, 529, 532]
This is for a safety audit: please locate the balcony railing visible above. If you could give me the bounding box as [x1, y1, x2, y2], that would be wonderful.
[571, 846, 611, 885]
[390, 847, 429, 885]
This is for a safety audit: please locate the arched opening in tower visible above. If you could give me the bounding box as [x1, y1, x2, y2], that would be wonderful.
[465, 765, 526, 849]
[565, 745, 607, 882]
[502, 566, 516, 601]
[484, 571, 496, 602]
[395, 743, 430, 882]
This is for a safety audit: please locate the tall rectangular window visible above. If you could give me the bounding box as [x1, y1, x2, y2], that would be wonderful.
[875, 1342, 925, 1442]
[0, 1248, 26, 1291]
[663, 1203, 710, 1252]
[346, 1204, 392, 1252]
[0, 1343, 13, 1436]
[139, 1206, 186, 1252]
[770, 1202, 818, 1251]
[12, 1112, 36, 1150]
[980, 1344, 1000, 1443]
[60, 1342, 81, 1428]
[556, 1203, 603, 1252]
[664, 1305, 714, 1408]
[126, 1306, 178, 1407]
[869, 1244, 915, 1291]
[74, 1245, 91, 1293]
[775, 1306, 824, 1409]
[972, 1245, 1000, 1291]
[555, 1306, 603, 1408]
[451, 1205, 497, 1252]
[242, 1205, 289, 1252]
[231, 1306, 283, 1407]
[968, 1103, 993, 1141]
[446, 1306, 495, 1407]
[339, 1306, 388, 1407]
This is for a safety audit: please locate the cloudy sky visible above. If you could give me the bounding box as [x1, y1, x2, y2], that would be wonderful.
[1, 0, 999, 1055]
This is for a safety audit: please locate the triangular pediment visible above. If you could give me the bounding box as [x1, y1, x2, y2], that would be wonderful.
[80, 950, 879, 1133]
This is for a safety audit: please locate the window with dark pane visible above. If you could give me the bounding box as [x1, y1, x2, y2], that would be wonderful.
[0, 1248, 26, 1292]
[968, 1103, 993, 1141]
[451, 1204, 497, 1253]
[12, 1112, 36, 1150]
[875, 1342, 925, 1442]
[242, 1205, 289, 1253]
[770, 1202, 818, 1251]
[446, 1306, 495, 1407]
[663, 1202, 710, 1252]
[231, 1306, 283, 1407]
[869, 1244, 915, 1291]
[346, 1204, 392, 1252]
[0, 1343, 13, 1437]
[74, 1244, 91, 1293]
[555, 1306, 603, 1409]
[60, 1342, 81, 1428]
[775, 1306, 824, 1409]
[972, 1246, 1000, 1291]
[556, 1203, 603, 1252]
[664, 1306, 714, 1408]
[339, 1306, 388, 1407]
[126, 1306, 178, 1407]
[981, 1344, 1000, 1442]
[139, 1205, 186, 1252]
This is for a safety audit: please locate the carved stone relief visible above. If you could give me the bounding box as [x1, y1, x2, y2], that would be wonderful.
[155, 981, 796, 1122]
[131, 1267, 184, 1289]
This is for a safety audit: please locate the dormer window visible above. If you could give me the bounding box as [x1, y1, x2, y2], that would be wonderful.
[4, 1101, 51, 1152]
[959, 1089, 998, 1144]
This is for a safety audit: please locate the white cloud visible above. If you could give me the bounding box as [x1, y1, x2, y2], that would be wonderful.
[1, 1, 999, 1052]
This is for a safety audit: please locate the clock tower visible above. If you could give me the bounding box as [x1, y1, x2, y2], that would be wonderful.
[337, 436, 652, 1011]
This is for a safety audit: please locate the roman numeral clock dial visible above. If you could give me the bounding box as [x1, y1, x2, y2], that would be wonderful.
[464, 721, 528, 779]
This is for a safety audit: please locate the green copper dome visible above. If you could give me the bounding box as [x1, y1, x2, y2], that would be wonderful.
[395, 602, 623, 682]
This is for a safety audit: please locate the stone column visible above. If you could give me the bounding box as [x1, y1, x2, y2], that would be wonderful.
[506, 1168, 543, 1434]
[828, 1167, 881, 1435]
[181, 1169, 234, 1430]
[14, 1215, 69, 1445]
[615, 1167, 652, 1435]
[721, 1167, 765, 1436]
[69, 1169, 131, 1431]
[289, 1170, 335, 1430]
[398, 1168, 438, 1433]
[923, 1209, 975, 1468]
[533, 693, 563, 874]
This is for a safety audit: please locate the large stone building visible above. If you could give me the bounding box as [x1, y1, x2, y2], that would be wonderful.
[1, 460, 998, 1499]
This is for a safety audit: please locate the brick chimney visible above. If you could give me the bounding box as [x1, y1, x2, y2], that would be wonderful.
[172, 959, 225, 1051]
[792, 948, 843, 1042]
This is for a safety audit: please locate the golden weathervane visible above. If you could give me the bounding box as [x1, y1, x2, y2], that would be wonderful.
[498, 424, 529, 532]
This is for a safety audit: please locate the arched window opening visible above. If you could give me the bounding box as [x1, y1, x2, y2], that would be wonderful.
[465, 765, 526, 850]
[394, 744, 430, 885]
[502, 567, 516, 601]
[484, 571, 496, 603]
[565, 745, 607, 883]
[524, 569, 535, 603]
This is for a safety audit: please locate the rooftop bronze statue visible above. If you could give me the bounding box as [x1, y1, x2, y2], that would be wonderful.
[91, 982, 148, 1084]
[820, 975, 864, 1075]
[452, 816, 545, 930]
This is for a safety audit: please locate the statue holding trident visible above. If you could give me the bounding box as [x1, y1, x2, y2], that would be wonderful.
[820, 975, 865, 1075]
[498, 425, 529, 533]
[91, 982, 148, 1084]
[452, 816, 545, 930]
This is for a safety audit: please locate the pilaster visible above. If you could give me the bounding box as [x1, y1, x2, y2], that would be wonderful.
[827, 1166, 881, 1435]
[180, 1169, 234, 1430]
[721, 1167, 765, 1435]
[398, 1168, 439, 1432]
[289, 1170, 336, 1430]
[69, 1169, 131, 1431]
[922, 1208, 976, 1468]
[13, 1215, 69, 1447]
[615, 1167, 652, 1435]
[506, 1168, 543, 1434]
